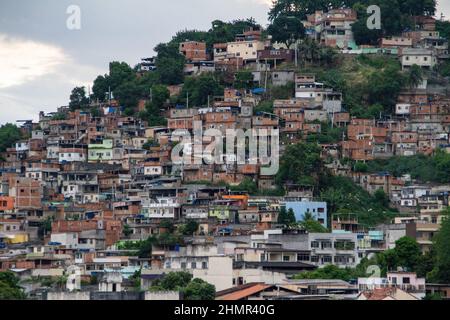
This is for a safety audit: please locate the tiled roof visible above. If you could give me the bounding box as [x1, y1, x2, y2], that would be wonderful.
[216, 283, 272, 300]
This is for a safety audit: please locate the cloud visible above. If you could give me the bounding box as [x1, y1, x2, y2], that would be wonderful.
[0, 33, 69, 89]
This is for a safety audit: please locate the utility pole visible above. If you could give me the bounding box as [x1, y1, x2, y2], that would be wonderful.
[186, 91, 189, 108]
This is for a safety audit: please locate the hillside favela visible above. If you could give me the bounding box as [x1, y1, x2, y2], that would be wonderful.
[2, 0, 450, 302]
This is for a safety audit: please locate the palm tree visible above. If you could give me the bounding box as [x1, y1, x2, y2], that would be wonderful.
[407, 64, 424, 89]
[302, 211, 314, 221]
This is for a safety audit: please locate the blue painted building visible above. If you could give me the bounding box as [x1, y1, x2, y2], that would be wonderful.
[284, 201, 328, 228]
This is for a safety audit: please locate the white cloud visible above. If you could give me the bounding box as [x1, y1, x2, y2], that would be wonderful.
[0, 33, 69, 89]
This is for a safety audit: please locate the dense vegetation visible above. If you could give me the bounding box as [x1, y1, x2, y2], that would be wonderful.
[150, 271, 215, 300]
[0, 124, 22, 153]
[276, 142, 396, 228]
[365, 150, 450, 183]
[0, 271, 26, 300]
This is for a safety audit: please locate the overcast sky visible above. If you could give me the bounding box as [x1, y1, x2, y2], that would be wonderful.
[0, 0, 449, 124]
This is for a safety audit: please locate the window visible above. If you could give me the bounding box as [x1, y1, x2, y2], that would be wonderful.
[321, 241, 332, 249]
[311, 241, 319, 248]
[297, 254, 310, 261]
[403, 277, 410, 284]
[283, 255, 290, 262]
[202, 262, 208, 269]
[191, 262, 197, 269]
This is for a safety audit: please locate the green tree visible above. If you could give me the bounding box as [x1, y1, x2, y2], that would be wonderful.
[151, 85, 170, 109]
[354, 162, 368, 173]
[183, 278, 216, 300]
[406, 64, 423, 89]
[292, 264, 358, 282]
[433, 213, 450, 283]
[269, 0, 348, 21]
[276, 142, 323, 188]
[137, 236, 157, 258]
[230, 178, 257, 195]
[181, 74, 223, 107]
[123, 224, 133, 238]
[254, 101, 274, 114]
[395, 237, 422, 271]
[0, 271, 26, 300]
[267, 15, 305, 48]
[287, 208, 296, 224]
[374, 189, 390, 208]
[153, 271, 193, 291]
[180, 220, 199, 236]
[69, 86, 89, 111]
[114, 79, 142, 110]
[300, 219, 328, 232]
[366, 63, 405, 112]
[92, 75, 111, 102]
[0, 124, 22, 153]
[234, 71, 254, 90]
[154, 43, 186, 85]
[141, 102, 167, 127]
[278, 207, 288, 224]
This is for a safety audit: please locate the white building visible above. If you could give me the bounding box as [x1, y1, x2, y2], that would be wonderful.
[141, 198, 180, 219]
[400, 48, 437, 70]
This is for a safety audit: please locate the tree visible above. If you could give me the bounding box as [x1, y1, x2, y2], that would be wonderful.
[180, 220, 199, 236]
[406, 64, 423, 89]
[130, 269, 142, 291]
[366, 64, 405, 112]
[351, 2, 382, 46]
[0, 271, 26, 300]
[181, 74, 223, 107]
[137, 236, 157, 258]
[109, 61, 135, 90]
[395, 237, 422, 271]
[300, 219, 328, 232]
[152, 271, 193, 291]
[114, 79, 142, 110]
[292, 264, 359, 282]
[267, 15, 305, 48]
[123, 224, 133, 238]
[154, 43, 185, 85]
[151, 85, 170, 109]
[234, 71, 254, 90]
[0, 124, 22, 153]
[269, 0, 345, 21]
[230, 178, 257, 195]
[254, 101, 274, 114]
[142, 101, 167, 127]
[354, 162, 368, 173]
[374, 189, 389, 208]
[69, 86, 89, 111]
[275, 142, 323, 188]
[278, 207, 288, 224]
[92, 75, 110, 102]
[183, 278, 216, 300]
[287, 208, 296, 224]
[433, 212, 450, 283]
[278, 208, 296, 225]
